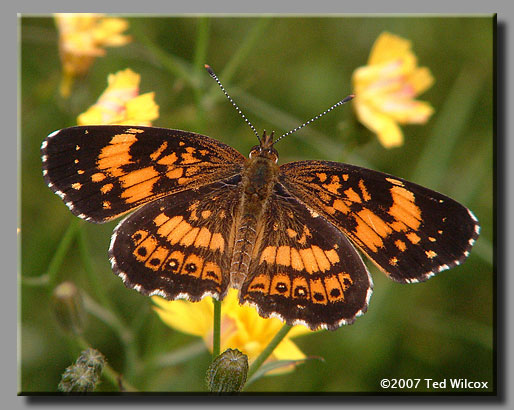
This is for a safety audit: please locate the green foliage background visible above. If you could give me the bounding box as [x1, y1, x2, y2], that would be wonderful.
[20, 15, 494, 393]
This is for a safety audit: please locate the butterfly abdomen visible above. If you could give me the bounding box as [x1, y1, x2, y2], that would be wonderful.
[229, 154, 278, 289]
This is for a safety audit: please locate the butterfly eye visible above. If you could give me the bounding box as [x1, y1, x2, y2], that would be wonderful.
[269, 148, 279, 163]
[249, 145, 261, 159]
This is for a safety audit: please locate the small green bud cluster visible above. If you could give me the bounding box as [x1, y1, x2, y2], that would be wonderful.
[58, 348, 105, 393]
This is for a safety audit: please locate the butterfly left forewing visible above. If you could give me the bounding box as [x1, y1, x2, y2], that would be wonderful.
[280, 160, 480, 283]
[41, 125, 245, 223]
[239, 183, 373, 330]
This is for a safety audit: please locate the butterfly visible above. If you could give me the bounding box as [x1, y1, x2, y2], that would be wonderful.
[41, 68, 479, 331]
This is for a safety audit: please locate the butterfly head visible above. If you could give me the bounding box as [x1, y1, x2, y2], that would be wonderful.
[249, 130, 279, 163]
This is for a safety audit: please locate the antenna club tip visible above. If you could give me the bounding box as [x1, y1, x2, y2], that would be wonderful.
[204, 64, 215, 76]
[343, 94, 355, 102]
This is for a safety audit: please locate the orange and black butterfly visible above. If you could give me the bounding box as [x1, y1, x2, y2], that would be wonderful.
[41, 67, 479, 330]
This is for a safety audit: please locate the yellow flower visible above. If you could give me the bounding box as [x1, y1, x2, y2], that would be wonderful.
[77, 68, 159, 126]
[352, 32, 435, 148]
[153, 289, 310, 373]
[54, 13, 131, 97]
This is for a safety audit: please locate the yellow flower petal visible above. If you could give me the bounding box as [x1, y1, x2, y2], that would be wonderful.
[94, 18, 131, 46]
[274, 338, 306, 361]
[124, 92, 160, 125]
[55, 14, 131, 97]
[104, 68, 140, 91]
[152, 296, 212, 337]
[76, 106, 104, 126]
[152, 288, 308, 373]
[77, 68, 159, 126]
[408, 67, 435, 95]
[288, 324, 312, 338]
[355, 101, 404, 148]
[368, 32, 412, 65]
[376, 97, 435, 124]
[352, 31, 434, 148]
[375, 117, 404, 148]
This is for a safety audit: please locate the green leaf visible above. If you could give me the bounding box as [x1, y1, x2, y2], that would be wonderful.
[246, 356, 324, 387]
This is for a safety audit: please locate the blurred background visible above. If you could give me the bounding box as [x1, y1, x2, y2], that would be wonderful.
[20, 15, 494, 393]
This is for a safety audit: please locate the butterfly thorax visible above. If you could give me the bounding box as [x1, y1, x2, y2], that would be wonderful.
[229, 133, 279, 289]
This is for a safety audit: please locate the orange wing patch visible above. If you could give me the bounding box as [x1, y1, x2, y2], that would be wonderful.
[388, 186, 422, 230]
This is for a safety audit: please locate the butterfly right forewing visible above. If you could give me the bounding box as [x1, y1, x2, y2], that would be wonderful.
[280, 160, 480, 283]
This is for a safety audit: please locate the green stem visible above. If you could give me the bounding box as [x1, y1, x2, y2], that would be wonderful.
[218, 18, 272, 88]
[81, 292, 138, 382]
[204, 18, 272, 107]
[152, 340, 206, 369]
[193, 17, 210, 133]
[46, 218, 82, 289]
[130, 20, 195, 87]
[212, 298, 221, 359]
[247, 323, 292, 380]
[194, 17, 210, 70]
[76, 227, 114, 311]
[411, 66, 486, 188]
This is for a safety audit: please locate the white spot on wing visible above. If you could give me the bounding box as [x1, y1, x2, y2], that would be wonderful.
[438, 264, 450, 272]
[425, 271, 435, 280]
[149, 289, 169, 298]
[290, 318, 310, 328]
[47, 129, 61, 139]
[176, 292, 193, 301]
[468, 208, 479, 223]
[109, 231, 118, 253]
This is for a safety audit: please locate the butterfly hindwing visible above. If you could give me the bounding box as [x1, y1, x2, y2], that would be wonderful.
[109, 176, 242, 301]
[41, 125, 245, 223]
[239, 182, 373, 330]
[280, 160, 480, 283]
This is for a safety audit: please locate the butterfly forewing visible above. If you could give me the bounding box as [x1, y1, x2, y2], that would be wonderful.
[41, 125, 245, 223]
[280, 160, 480, 283]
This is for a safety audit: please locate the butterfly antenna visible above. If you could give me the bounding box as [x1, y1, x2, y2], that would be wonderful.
[273, 94, 355, 145]
[205, 65, 261, 143]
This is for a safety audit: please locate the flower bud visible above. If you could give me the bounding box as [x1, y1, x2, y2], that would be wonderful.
[206, 348, 248, 393]
[58, 348, 105, 393]
[52, 282, 86, 334]
[76, 348, 106, 375]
